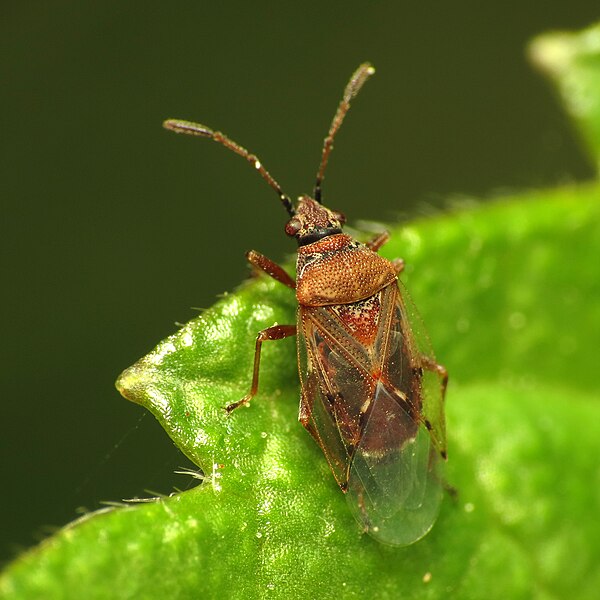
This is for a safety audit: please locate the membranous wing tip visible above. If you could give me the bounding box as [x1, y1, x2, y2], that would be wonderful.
[346, 382, 443, 546]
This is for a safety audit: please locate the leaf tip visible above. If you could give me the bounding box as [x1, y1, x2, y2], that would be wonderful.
[115, 364, 147, 406]
[528, 32, 571, 77]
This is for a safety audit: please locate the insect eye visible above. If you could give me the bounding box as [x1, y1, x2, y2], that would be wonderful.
[285, 217, 302, 237]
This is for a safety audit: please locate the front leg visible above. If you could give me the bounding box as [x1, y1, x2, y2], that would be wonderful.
[227, 251, 296, 413]
[247, 250, 296, 289]
[226, 324, 297, 413]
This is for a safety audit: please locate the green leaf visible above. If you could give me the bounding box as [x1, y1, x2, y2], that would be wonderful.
[529, 21, 600, 167]
[3, 21, 600, 600]
[3, 188, 599, 599]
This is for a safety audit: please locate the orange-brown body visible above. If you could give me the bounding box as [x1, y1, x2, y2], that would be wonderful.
[164, 62, 448, 546]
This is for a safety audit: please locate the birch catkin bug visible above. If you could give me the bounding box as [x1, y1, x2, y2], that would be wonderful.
[163, 63, 448, 546]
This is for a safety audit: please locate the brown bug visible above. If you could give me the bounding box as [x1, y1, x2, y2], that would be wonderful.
[163, 63, 448, 546]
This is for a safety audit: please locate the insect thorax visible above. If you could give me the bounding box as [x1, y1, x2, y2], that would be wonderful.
[295, 234, 397, 307]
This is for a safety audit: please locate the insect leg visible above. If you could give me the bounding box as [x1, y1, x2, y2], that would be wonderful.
[366, 230, 390, 251]
[246, 250, 296, 289]
[225, 324, 297, 413]
[421, 356, 449, 401]
[392, 259, 405, 275]
[420, 356, 448, 460]
[365, 232, 405, 274]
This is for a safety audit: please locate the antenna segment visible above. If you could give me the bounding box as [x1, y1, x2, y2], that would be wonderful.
[313, 63, 375, 203]
[163, 119, 295, 216]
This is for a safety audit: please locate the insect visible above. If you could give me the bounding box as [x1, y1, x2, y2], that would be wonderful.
[163, 63, 448, 546]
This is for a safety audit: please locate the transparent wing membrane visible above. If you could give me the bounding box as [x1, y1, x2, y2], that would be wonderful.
[396, 281, 447, 457]
[347, 386, 442, 545]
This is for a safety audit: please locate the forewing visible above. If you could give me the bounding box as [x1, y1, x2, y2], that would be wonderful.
[297, 312, 362, 487]
[345, 284, 443, 545]
[297, 283, 445, 546]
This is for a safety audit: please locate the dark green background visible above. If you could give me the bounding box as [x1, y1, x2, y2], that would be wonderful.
[1, 2, 598, 563]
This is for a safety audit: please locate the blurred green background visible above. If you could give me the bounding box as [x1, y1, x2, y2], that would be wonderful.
[1, 2, 598, 564]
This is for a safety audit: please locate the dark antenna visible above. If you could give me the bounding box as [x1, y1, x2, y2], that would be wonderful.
[162, 119, 295, 217]
[313, 62, 375, 203]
